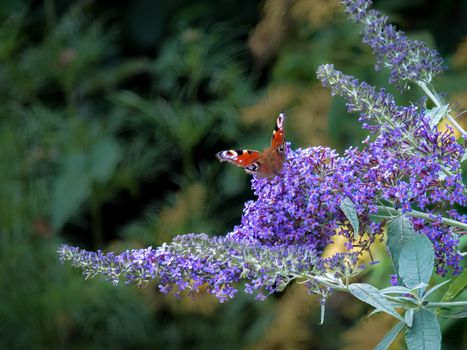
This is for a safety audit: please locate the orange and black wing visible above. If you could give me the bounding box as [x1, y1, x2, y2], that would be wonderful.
[271, 111, 286, 149]
[216, 149, 262, 174]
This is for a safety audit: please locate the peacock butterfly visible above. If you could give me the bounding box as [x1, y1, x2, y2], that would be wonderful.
[216, 112, 286, 178]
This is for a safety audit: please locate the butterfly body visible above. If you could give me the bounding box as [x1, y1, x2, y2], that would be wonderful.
[216, 112, 286, 178]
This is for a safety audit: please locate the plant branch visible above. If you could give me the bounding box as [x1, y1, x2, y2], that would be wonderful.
[418, 82, 467, 138]
[376, 205, 467, 231]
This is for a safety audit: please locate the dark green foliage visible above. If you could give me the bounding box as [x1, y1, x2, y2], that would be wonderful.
[0, 2, 266, 348]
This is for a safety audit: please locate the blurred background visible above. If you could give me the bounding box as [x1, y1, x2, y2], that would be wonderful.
[0, 0, 466, 349]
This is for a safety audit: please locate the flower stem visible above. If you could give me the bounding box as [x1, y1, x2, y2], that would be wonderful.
[376, 205, 467, 231]
[418, 82, 467, 138]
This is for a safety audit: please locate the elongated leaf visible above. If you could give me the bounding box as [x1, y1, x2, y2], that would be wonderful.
[399, 235, 434, 289]
[426, 104, 448, 128]
[387, 216, 417, 274]
[51, 153, 90, 229]
[461, 151, 467, 164]
[441, 270, 467, 302]
[88, 137, 121, 183]
[375, 321, 405, 350]
[340, 197, 359, 237]
[368, 309, 383, 317]
[440, 308, 467, 319]
[370, 214, 392, 222]
[380, 286, 412, 295]
[410, 282, 429, 291]
[375, 207, 398, 218]
[397, 296, 420, 304]
[422, 279, 451, 301]
[349, 283, 405, 322]
[372, 207, 398, 222]
[51, 136, 121, 230]
[405, 309, 414, 327]
[405, 309, 441, 350]
[319, 301, 325, 325]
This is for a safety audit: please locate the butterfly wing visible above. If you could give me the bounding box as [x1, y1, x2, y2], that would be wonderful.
[270, 111, 286, 149]
[216, 149, 263, 175]
[216, 112, 287, 178]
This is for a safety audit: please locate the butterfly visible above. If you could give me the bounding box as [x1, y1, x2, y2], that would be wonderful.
[216, 112, 286, 178]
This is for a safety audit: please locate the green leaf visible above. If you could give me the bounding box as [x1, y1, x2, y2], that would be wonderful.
[374, 207, 398, 219]
[51, 136, 121, 230]
[88, 137, 121, 183]
[461, 151, 467, 164]
[440, 308, 467, 319]
[425, 104, 448, 128]
[422, 279, 451, 301]
[410, 282, 429, 291]
[51, 153, 90, 230]
[375, 321, 405, 350]
[405, 309, 441, 350]
[369, 213, 391, 223]
[368, 309, 384, 317]
[339, 196, 359, 237]
[399, 235, 434, 289]
[349, 283, 405, 322]
[380, 286, 412, 295]
[319, 301, 325, 325]
[405, 309, 414, 327]
[387, 215, 417, 274]
[441, 270, 467, 302]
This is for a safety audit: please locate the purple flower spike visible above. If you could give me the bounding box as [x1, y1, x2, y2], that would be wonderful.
[317, 64, 466, 273]
[341, 0, 445, 90]
[58, 235, 324, 302]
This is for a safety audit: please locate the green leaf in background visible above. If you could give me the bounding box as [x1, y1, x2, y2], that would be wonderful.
[405, 309, 441, 350]
[339, 196, 359, 237]
[374, 321, 405, 350]
[387, 215, 417, 274]
[51, 153, 91, 230]
[399, 235, 434, 290]
[440, 308, 467, 319]
[52, 136, 121, 229]
[349, 283, 405, 322]
[425, 104, 448, 128]
[441, 270, 467, 302]
[88, 137, 122, 183]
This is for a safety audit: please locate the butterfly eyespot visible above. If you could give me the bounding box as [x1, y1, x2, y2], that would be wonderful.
[277, 144, 285, 154]
[246, 163, 258, 172]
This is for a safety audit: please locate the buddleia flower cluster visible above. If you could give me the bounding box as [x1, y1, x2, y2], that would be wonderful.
[59, 234, 330, 302]
[341, 0, 445, 91]
[58, 0, 466, 301]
